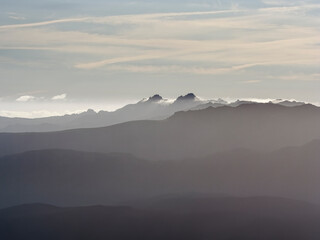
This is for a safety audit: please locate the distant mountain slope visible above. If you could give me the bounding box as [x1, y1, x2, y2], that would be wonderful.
[0, 150, 151, 208]
[0, 103, 319, 160]
[1, 196, 320, 240]
[0, 94, 307, 132]
[0, 93, 208, 132]
[1, 140, 320, 208]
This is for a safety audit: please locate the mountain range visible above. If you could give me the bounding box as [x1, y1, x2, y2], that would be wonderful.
[0, 102, 319, 160]
[1, 95, 319, 239]
[0, 93, 306, 132]
[1, 139, 320, 208]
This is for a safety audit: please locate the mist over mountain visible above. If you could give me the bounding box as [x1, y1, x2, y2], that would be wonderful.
[0, 94, 307, 133]
[0, 93, 203, 132]
[1, 139, 320, 208]
[0, 96, 319, 239]
[0, 103, 319, 160]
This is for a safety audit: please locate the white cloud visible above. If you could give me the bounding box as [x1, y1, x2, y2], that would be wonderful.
[7, 12, 26, 21]
[242, 80, 262, 84]
[9, 16, 26, 20]
[16, 95, 36, 102]
[0, 17, 91, 30]
[106, 60, 314, 76]
[106, 64, 236, 75]
[14, 94, 67, 102]
[276, 73, 320, 81]
[52, 94, 67, 100]
[75, 54, 170, 70]
[0, 101, 135, 118]
[0, 10, 241, 30]
[0, 110, 80, 118]
[1, 8, 319, 68]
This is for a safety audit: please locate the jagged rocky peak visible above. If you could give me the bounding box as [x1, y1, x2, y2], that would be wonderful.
[79, 109, 96, 116]
[214, 98, 228, 104]
[176, 93, 197, 102]
[277, 100, 305, 107]
[148, 94, 163, 102]
[86, 109, 96, 114]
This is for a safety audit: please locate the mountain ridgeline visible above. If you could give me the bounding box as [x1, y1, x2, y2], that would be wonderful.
[0, 102, 319, 160]
[0, 139, 320, 208]
[1, 95, 320, 239]
[0, 94, 305, 132]
[0, 93, 205, 132]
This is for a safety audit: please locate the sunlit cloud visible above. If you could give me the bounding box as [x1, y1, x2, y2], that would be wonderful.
[0, 9, 242, 30]
[0, 18, 91, 30]
[52, 94, 67, 100]
[9, 16, 26, 21]
[7, 12, 26, 21]
[75, 53, 173, 70]
[0, 110, 81, 119]
[16, 95, 36, 102]
[1, 5, 319, 74]
[272, 73, 320, 82]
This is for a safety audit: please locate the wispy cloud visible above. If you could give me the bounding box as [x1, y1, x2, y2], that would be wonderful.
[9, 16, 26, 21]
[242, 80, 262, 84]
[75, 53, 173, 70]
[106, 64, 253, 75]
[16, 95, 36, 102]
[0, 9, 242, 30]
[0, 1, 319, 107]
[52, 94, 67, 100]
[0, 18, 91, 30]
[15, 94, 67, 102]
[273, 73, 320, 82]
[106, 60, 316, 76]
[7, 12, 26, 21]
[0, 109, 81, 118]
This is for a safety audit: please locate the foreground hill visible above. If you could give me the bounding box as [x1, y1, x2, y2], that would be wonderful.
[0, 103, 319, 160]
[1, 196, 320, 240]
[1, 139, 320, 208]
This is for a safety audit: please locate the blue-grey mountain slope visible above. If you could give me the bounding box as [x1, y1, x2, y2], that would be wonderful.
[0, 103, 319, 160]
[0, 139, 320, 208]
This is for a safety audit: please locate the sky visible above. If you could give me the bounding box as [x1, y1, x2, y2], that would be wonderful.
[0, 0, 319, 117]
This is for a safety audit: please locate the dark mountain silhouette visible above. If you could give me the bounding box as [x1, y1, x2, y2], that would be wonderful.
[228, 99, 255, 107]
[0, 95, 307, 133]
[147, 94, 163, 102]
[276, 100, 306, 107]
[1, 196, 320, 240]
[0, 103, 319, 160]
[1, 139, 320, 208]
[175, 93, 197, 102]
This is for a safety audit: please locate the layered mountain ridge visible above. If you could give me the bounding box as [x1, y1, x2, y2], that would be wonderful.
[0, 139, 320, 208]
[0, 94, 307, 132]
[1, 96, 319, 239]
[0, 102, 319, 160]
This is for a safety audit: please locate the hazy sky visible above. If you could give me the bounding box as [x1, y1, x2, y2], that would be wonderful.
[0, 0, 319, 117]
